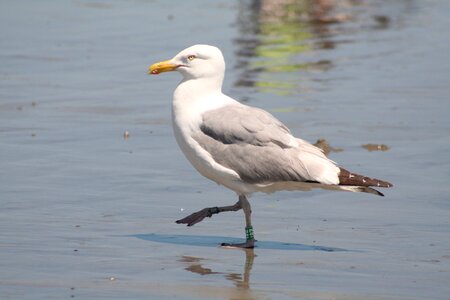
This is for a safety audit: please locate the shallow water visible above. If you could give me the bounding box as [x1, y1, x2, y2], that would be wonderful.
[1, 0, 450, 299]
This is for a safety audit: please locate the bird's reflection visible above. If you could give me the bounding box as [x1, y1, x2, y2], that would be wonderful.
[179, 249, 256, 300]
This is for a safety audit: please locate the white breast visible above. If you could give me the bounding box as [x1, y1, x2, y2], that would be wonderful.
[171, 86, 249, 192]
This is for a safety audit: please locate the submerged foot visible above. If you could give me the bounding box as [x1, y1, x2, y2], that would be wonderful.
[221, 239, 256, 249]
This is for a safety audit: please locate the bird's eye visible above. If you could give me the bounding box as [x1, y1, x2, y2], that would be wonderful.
[187, 55, 196, 61]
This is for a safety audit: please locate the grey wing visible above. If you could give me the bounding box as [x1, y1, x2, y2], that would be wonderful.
[199, 105, 295, 148]
[193, 105, 312, 183]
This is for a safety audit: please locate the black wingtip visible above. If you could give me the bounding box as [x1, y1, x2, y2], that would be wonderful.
[359, 186, 385, 196]
[370, 187, 384, 197]
[339, 168, 393, 188]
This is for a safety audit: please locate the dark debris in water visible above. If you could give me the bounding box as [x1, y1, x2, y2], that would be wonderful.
[362, 143, 390, 152]
[314, 138, 343, 156]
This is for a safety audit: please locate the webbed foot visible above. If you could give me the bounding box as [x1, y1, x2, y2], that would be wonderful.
[221, 239, 256, 249]
[175, 207, 219, 226]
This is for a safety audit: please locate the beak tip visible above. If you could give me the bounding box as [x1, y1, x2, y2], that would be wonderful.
[148, 68, 159, 75]
[148, 60, 175, 75]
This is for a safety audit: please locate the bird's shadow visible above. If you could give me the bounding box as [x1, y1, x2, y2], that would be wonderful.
[131, 233, 355, 252]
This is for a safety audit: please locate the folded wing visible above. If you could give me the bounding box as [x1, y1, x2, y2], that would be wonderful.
[193, 104, 340, 185]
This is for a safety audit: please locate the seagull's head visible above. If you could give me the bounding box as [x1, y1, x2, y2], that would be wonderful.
[149, 44, 225, 81]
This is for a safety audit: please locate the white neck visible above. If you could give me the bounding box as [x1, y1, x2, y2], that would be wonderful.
[171, 74, 238, 134]
[174, 74, 223, 99]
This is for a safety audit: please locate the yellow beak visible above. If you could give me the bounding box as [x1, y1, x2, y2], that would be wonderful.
[148, 60, 178, 75]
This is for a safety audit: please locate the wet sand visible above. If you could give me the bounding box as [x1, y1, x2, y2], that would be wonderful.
[1, 0, 450, 299]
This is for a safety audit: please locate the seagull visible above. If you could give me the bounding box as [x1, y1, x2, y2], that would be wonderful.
[148, 44, 392, 248]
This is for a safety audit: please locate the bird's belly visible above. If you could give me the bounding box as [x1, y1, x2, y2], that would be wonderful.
[174, 126, 231, 180]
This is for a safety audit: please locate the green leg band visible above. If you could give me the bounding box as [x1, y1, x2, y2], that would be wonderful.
[245, 226, 254, 241]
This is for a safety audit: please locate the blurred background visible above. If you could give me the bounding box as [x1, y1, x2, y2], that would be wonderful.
[1, 1, 449, 299]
